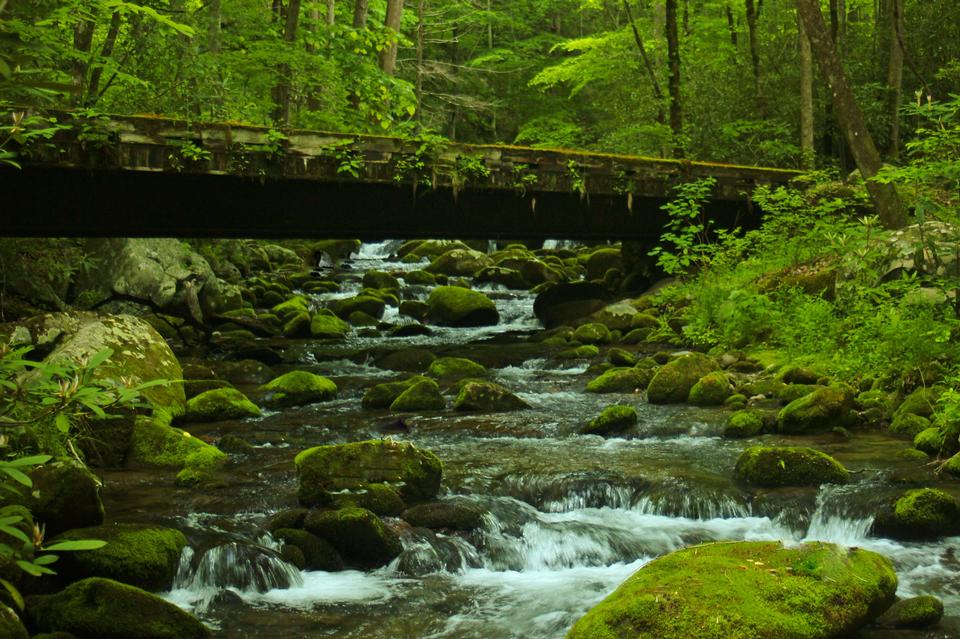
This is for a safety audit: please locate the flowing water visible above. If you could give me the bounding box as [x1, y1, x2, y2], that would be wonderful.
[102, 242, 960, 638]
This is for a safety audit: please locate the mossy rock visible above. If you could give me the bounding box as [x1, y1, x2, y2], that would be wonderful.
[182, 388, 260, 423]
[295, 439, 442, 506]
[582, 405, 638, 436]
[724, 393, 748, 410]
[914, 427, 945, 455]
[25, 577, 210, 639]
[330, 483, 406, 517]
[52, 524, 187, 591]
[557, 344, 600, 359]
[425, 248, 492, 277]
[453, 380, 530, 412]
[778, 384, 821, 405]
[646, 352, 719, 404]
[128, 418, 227, 487]
[585, 367, 653, 394]
[741, 378, 787, 399]
[572, 323, 611, 345]
[26, 460, 105, 537]
[888, 413, 931, 440]
[425, 286, 499, 327]
[777, 384, 855, 434]
[402, 500, 485, 531]
[946, 453, 960, 477]
[875, 595, 944, 629]
[390, 378, 445, 412]
[362, 376, 429, 409]
[303, 508, 402, 568]
[403, 270, 436, 286]
[734, 446, 850, 487]
[378, 348, 436, 372]
[872, 488, 960, 540]
[776, 365, 820, 385]
[218, 434, 255, 455]
[583, 248, 621, 280]
[271, 295, 310, 319]
[399, 300, 430, 321]
[606, 348, 637, 367]
[427, 357, 487, 381]
[723, 410, 766, 439]
[330, 294, 386, 320]
[565, 541, 897, 639]
[271, 528, 343, 572]
[362, 271, 400, 291]
[474, 266, 530, 290]
[688, 371, 733, 406]
[854, 389, 895, 418]
[310, 312, 350, 339]
[258, 371, 337, 408]
[281, 311, 311, 338]
[893, 387, 941, 421]
[0, 604, 27, 639]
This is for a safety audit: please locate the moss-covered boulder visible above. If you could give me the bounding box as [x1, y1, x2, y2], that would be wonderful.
[585, 367, 653, 394]
[25, 460, 105, 537]
[362, 271, 400, 291]
[362, 376, 429, 409]
[584, 248, 621, 281]
[427, 357, 487, 381]
[330, 294, 386, 320]
[182, 388, 260, 423]
[874, 595, 944, 629]
[303, 507, 402, 568]
[128, 418, 227, 486]
[258, 371, 337, 408]
[425, 286, 499, 327]
[572, 323, 611, 345]
[296, 439, 442, 506]
[390, 378, 445, 412]
[271, 295, 310, 319]
[871, 488, 960, 540]
[777, 384, 855, 434]
[25, 577, 210, 639]
[403, 270, 436, 286]
[646, 352, 719, 404]
[778, 383, 821, 406]
[52, 524, 187, 591]
[271, 528, 343, 572]
[281, 311, 311, 338]
[889, 413, 931, 440]
[565, 541, 896, 639]
[734, 446, 850, 487]
[425, 248, 492, 277]
[914, 427, 945, 455]
[0, 604, 28, 639]
[474, 266, 530, 290]
[777, 365, 820, 385]
[310, 312, 350, 339]
[401, 500, 485, 531]
[582, 405, 638, 436]
[723, 410, 766, 439]
[557, 344, 600, 359]
[606, 348, 637, 367]
[893, 387, 940, 421]
[330, 483, 406, 517]
[453, 380, 530, 412]
[533, 281, 609, 328]
[688, 371, 733, 406]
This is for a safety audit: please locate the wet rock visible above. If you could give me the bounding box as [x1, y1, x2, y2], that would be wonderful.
[734, 446, 850, 487]
[854, 389, 895, 420]
[296, 439, 442, 506]
[398, 239, 472, 261]
[582, 405, 638, 436]
[282, 312, 312, 338]
[330, 294, 386, 321]
[218, 434, 255, 455]
[78, 411, 136, 467]
[265, 509, 309, 533]
[776, 365, 820, 385]
[572, 323, 611, 345]
[259, 371, 337, 408]
[362, 271, 400, 291]
[888, 413, 931, 440]
[399, 300, 430, 321]
[453, 380, 530, 412]
[182, 388, 261, 423]
[427, 357, 487, 381]
[893, 387, 940, 421]
[872, 489, 960, 540]
[362, 376, 430, 409]
[403, 270, 436, 286]
[688, 371, 733, 406]
[777, 383, 821, 405]
[52, 523, 187, 591]
[0, 604, 28, 639]
[606, 347, 637, 367]
[272, 528, 343, 572]
[402, 500, 485, 531]
[271, 296, 311, 320]
[426, 287, 499, 327]
[390, 378, 445, 412]
[557, 344, 600, 359]
[303, 508, 402, 568]
[533, 282, 610, 328]
[874, 595, 944, 629]
[26, 577, 210, 639]
[28, 459, 104, 537]
[378, 348, 436, 372]
[913, 427, 945, 455]
[390, 322, 433, 338]
[310, 311, 350, 339]
[777, 383, 855, 434]
[425, 249, 492, 277]
[330, 483, 406, 517]
[474, 266, 529, 289]
[565, 541, 896, 639]
[584, 247, 621, 281]
[208, 359, 274, 385]
[646, 352, 719, 404]
[723, 410, 765, 439]
[585, 367, 653, 394]
[127, 417, 227, 487]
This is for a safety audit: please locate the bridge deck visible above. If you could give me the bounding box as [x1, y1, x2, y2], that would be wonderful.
[1, 111, 800, 240]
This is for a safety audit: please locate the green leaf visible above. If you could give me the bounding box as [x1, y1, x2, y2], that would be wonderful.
[54, 413, 71, 434]
[43, 539, 107, 552]
[0, 467, 31, 487]
[0, 526, 30, 545]
[3, 455, 51, 467]
[32, 554, 59, 566]
[0, 578, 24, 610]
[86, 348, 114, 370]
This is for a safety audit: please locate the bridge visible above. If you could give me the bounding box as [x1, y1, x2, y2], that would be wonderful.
[1, 110, 800, 240]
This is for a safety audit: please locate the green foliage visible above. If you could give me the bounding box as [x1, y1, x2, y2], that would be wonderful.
[167, 140, 210, 172]
[649, 177, 720, 277]
[454, 154, 491, 183]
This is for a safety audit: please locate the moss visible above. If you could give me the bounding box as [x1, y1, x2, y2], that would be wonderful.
[875, 595, 944, 629]
[777, 383, 855, 434]
[723, 410, 765, 438]
[558, 344, 600, 359]
[378, 348, 436, 372]
[330, 294, 386, 320]
[425, 286, 499, 327]
[183, 388, 260, 423]
[401, 500, 485, 531]
[362, 271, 400, 290]
[646, 352, 719, 404]
[741, 377, 787, 399]
[874, 489, 960, 540]
[889, 413, 931, 440]
[403, 270, 436, 286]
[303, 507, 402, 568]
[582, 405, 638, 436]
[585, 367, 653, 394]
[734, 446, 850, 487]
[330, 483, 406, 517]
[453, 380, 530, 412]
[572, 323, 611, 345]
[893, 387, 941, 421]
[362, 376, 429, 409]
[27, 460, 105, 537]
[606, 348, 637, 367]
[25, 577, 210, 639]
[945, 452, 960, 477]
[566, 541, 897, 639]
[264, 508, 309, 533]
[855, 389, 895, 417]
[310, 312, 350, 339]
[53, 524, 187, 591]
[777, 384, 820, 405]
[0, 604, 27, 639]
[271, 528, 343, 572]
[128, 417, 227, 487]
[427, 357, 487, 380]
[390, 378, 445, 412]
[688, 371, 733, 406]
[259, 371, 337, 408]
[776, 365, 820, 385]
[724, 393, 748, 409]
[282, 311, 311, 338]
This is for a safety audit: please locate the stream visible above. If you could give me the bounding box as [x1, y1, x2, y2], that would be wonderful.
[101, 241, 960, 638]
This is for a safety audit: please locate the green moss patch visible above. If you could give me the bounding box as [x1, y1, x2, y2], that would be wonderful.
[303, 507, 402, 568]
[390, 378, 445, 412]
[777, 384, 855, 434]
[646, 352, 719, 404]
[872, 488, 960, 540]
[362, 376, 429, 409]
[259, 371, 337, 408]
[723, 410, 765, 439]
[128, 418, 227, 487]
[183, 388, 260, 423]
[427, 357, 487, 380]
[582, 405, 638, 436]
[734, 446, 850, 487]
[585, 367, 653, 394]
[453, 380, 530, 412]
[688, 371, 733, 406]
[425, 286, 499, 327]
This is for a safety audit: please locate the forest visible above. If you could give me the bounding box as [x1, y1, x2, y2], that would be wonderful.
[1, 1, 960, 638]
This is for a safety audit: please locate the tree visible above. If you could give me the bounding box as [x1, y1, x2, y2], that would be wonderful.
[380, 0, 404, 75]
[885, 0, 904, 158]
[272, 0, 303, 124]
[745, 0, 765, 117]
[665, 0, 683, 156]
[798, 8, 814, 168]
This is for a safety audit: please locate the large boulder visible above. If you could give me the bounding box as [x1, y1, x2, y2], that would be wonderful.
[25, 460, 104, 537]
[585, 367, 653, 394]
[777, 384, 855, 433]
[453, 380, 530, 412]
[25, 577, 210, 639]
[329, 294, 386, 320]
[310, 311, 350, 339]
[425, 287, 499, 327]
[734, 446, 850, 487]
[565, 541, 897, 639]
[271, 528, 343, 572]
[303, 507, 402, 568]
[533, 282, 610, 328]
[127, 417, 227, 486]
[390, 378, 445, 412]
[874, 595, 944, 629]
[182, 388, 260, 423]
[296, 439, 442, 506]
[688, 371, 733, 406]
[871, 488, 960, 540]
[258, 371, 337, 408]
[362, 376, 430, 409]
[427, 357, 487, 381]
[646, 353, 719, 404]
[425, 249, 492, 276]
[401, 500, 485, 531]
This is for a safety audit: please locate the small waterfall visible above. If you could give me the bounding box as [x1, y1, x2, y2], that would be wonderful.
[802, 484, 875, 545]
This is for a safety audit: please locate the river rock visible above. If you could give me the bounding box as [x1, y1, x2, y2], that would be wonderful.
[127, 417, 227, 486]
[914, 427, 945, 455]
[565, 541, 897, 639]
[402, 500, 485, 531]
[688, 371, 733, 406]
[362, 271, 400, 291]
[425, 248, 492, 277]
[893, 386, 940, 421]
[474, 266, 529, 289]
[533, 281, 610, 328]
[777, 383, 856, 433]
[871, 488, 960, 540]
[0, 604, 28, 639]
[330, 294, 386, 320]
[426, 287, 499, 327]
[181, 388, 260, 423]
[874, 595, 944, 629]
[27, 459, 104, 537]
[888, 413, 931, 439]
[777, 365, 820, 385]
[25, 577, 210, 639]
[399, 300, 430, 321]
[259, 371, 337, 408]
[453, 380, 530, 412]
[427, 357, 487, 381]
[572, 323, 611, 344]
[398, 239, 472, 260]
[606, 347, 637, 367]
[378, 348, 437, 372]
[296, 439, 442, 506]
[303, 507, 402, 568]
[310, 311, 350, 339]
[646, 352, 719, 404]
[723, 410, 766, 438]
[330, 483, 406, 516]
[390, 378, 445, 412]
[583, 247, 621, 281]
[272, 528, 344, 572]
[52, 523, 187, 591]
[582, 405, 637, 436]
[734, 446, 850, 487]
[585, 367, 653, 393]
[362, 376, 430, 409]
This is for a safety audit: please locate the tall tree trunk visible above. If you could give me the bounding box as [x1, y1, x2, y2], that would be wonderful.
[272, 0, 302, 124]
[885, 0, 904, 159]
[623, 0, 665, 126]
[207, 0, 222, 54]
[796, 0, 906, 229]
[327, 0, 336, 25]
[71, 13, 98, 105]
[798, 9, 815, 169]
[726, 4, 738, 47]
[85, 10, 122, 106]
[353, 0, 368, 28]
[415, 0, 426, 124]
[380, 0, 403, 75]
[745, 0, 765, 117]
[665, 0, 683, 157]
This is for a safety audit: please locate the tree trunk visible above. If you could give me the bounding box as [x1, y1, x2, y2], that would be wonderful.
[726, 4, 738, 47]
[207, 0, 222, 54]
[71, 13, 98, 105]
[798, 9, 815, 169]
[415, 0, 426, 124]
[885, 0, 904, 159]
[353, 0, 368, 28]
[797, 0, 906, 229]
[665, 0, 683, 157]
[380, 0, 403, 75]
[745, 0, 765, 117]
[327, 0, 336, 25]
[623, 0, 665, 126]
[85, 10, 122, 106]
[272, 0, 302, 124]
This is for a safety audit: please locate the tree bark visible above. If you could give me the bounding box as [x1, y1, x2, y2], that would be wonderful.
[798, 9, 815, 169]
[353, 0, 368, 28]
[797, 0, 906, 229]
[885, 0, 904, 158]
[665, 0, 683, 157]
[726, 4, 738, 47]
[745, 0, 765, 117]
[71, 12, 98, 105]
[206, 0, 222, 54]
[380, 0, 403, 75]
[623, 0, 665, 125]
[415, 0, 425, 124]
[272, 0, 302, 124]
[327, 0, 336, 25]
[85, 10, 122, 106]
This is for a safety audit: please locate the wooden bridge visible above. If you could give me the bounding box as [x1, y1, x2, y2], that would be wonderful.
[1, 111, 800, 240]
